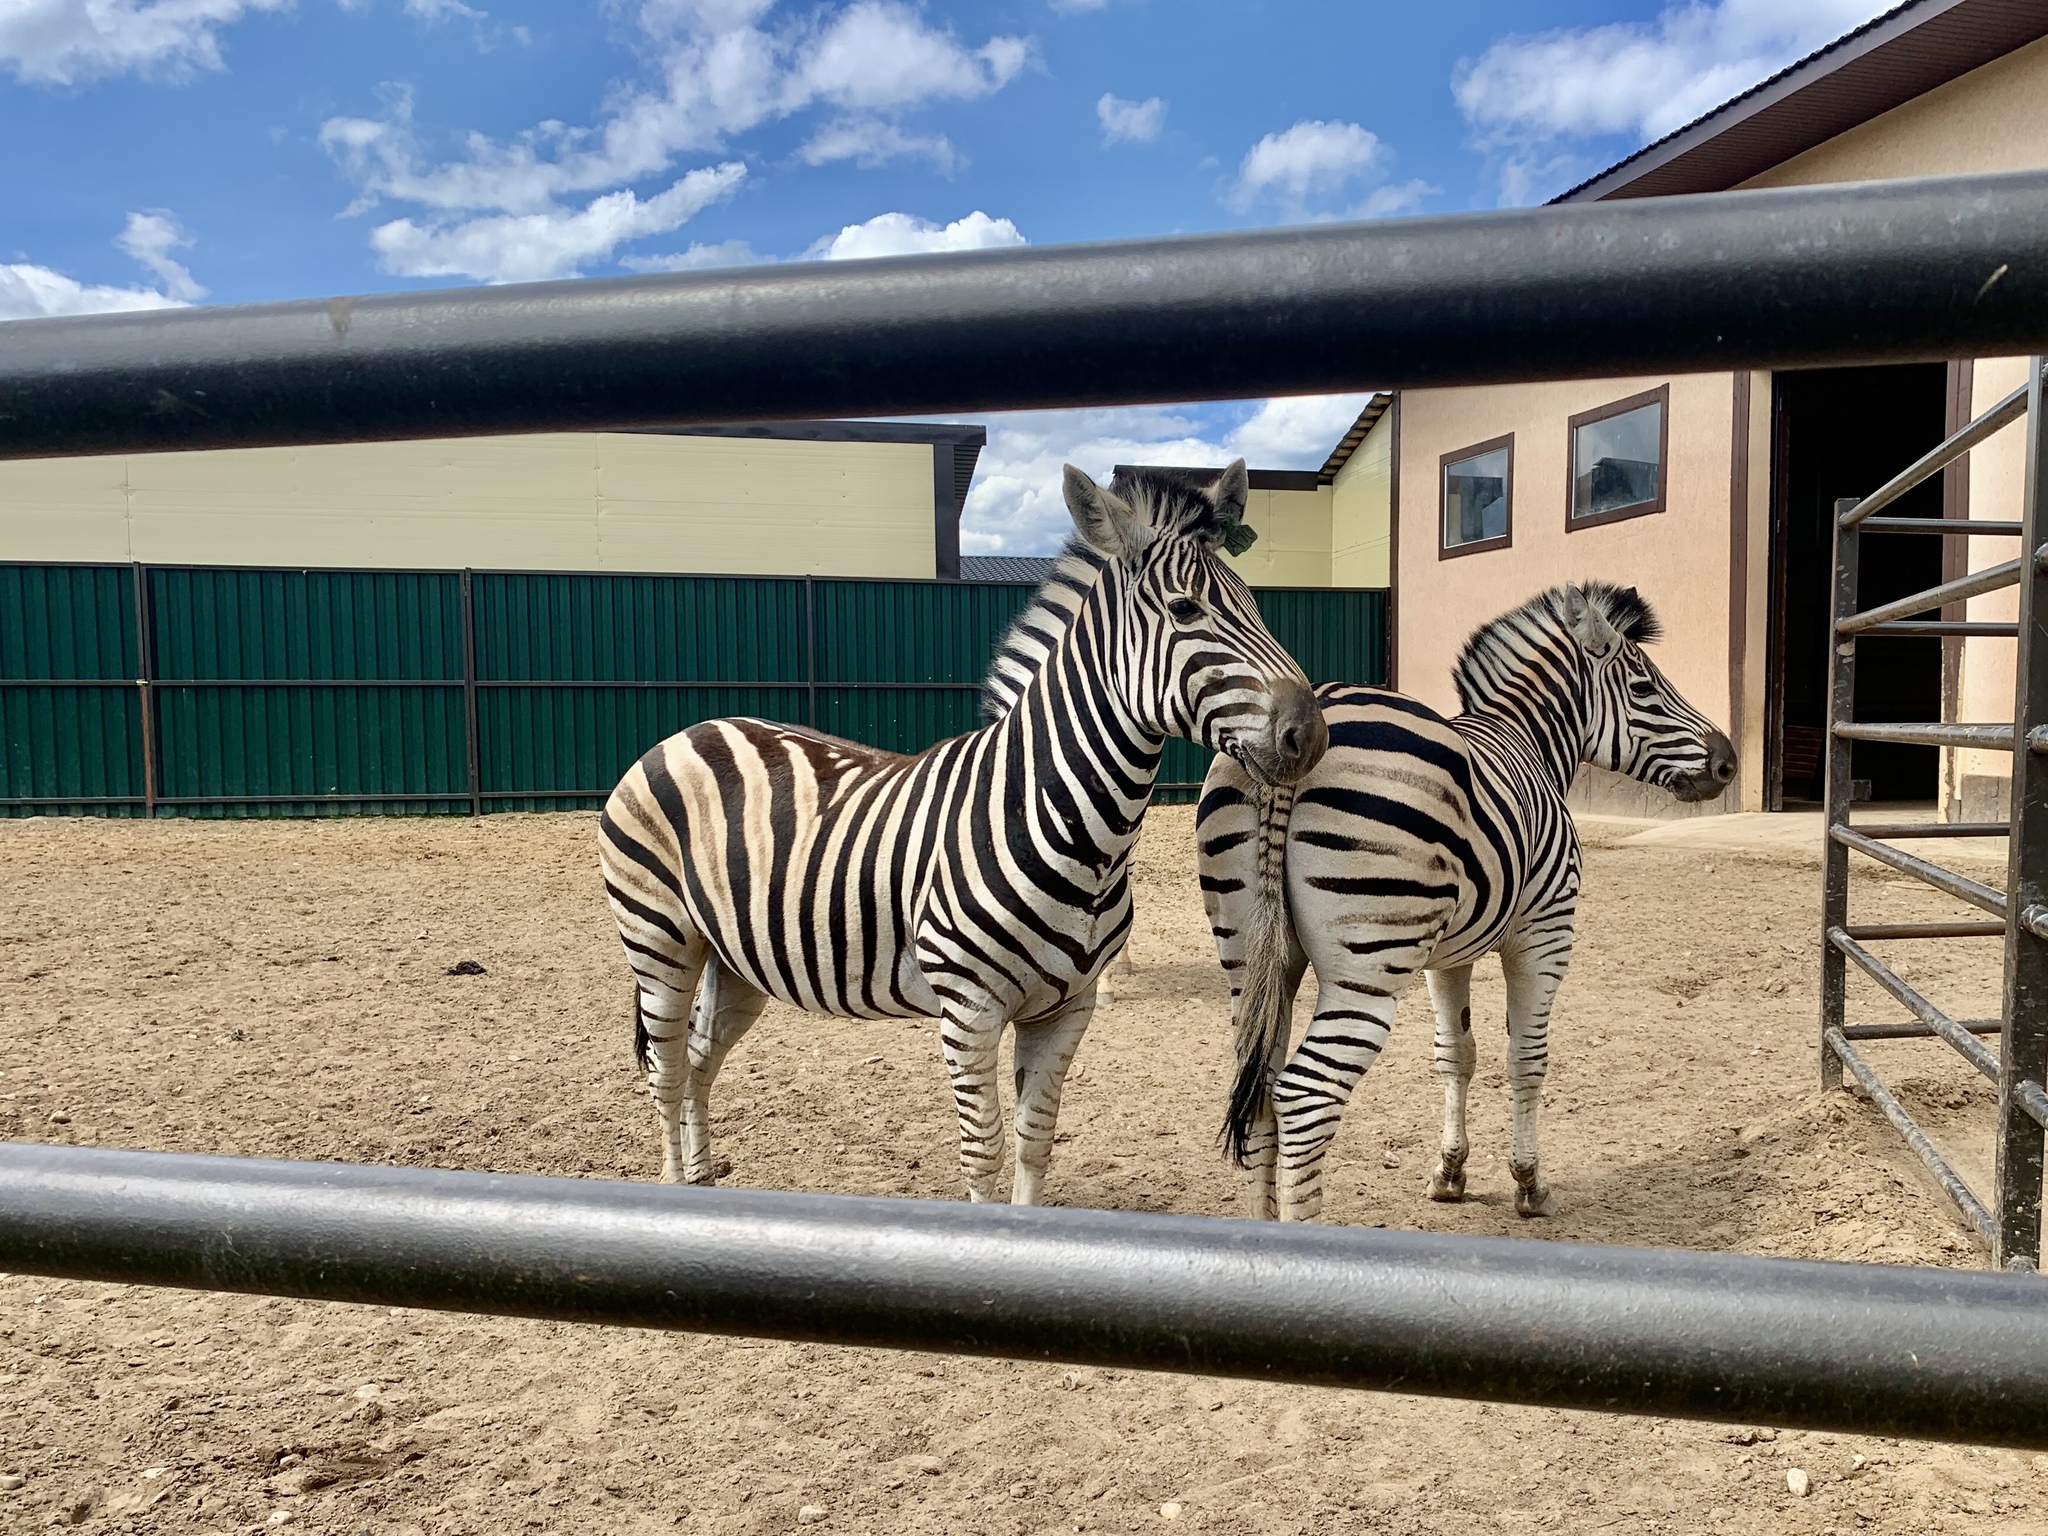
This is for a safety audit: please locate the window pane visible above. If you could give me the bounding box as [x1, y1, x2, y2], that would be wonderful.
[1443, 446, 1509, 548]
[1572, 401, 1662, 519]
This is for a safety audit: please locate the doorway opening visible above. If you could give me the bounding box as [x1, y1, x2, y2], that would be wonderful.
[1767, 363, 1952, 809]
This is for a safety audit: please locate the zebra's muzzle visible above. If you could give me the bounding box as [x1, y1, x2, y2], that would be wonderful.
[1234, 678, 1328, 787]
[1670, 729, 1737, 802]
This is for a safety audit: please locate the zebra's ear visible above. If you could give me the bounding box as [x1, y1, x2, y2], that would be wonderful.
[1562, 584, 1620, 659]
[1063, 464, 1153, 562]
[1207, 460, 1249, 525]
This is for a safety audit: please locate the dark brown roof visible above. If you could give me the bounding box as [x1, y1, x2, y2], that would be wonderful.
[1316, 392, 1394, 484]
[1553, 0, 2048, 204]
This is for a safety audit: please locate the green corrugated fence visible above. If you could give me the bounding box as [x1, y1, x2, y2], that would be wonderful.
[0, 563, 1388, 817]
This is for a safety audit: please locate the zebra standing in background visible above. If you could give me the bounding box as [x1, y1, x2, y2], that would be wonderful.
[601, 461, 1327, 1204]
[1199, 583, 1733, 1223]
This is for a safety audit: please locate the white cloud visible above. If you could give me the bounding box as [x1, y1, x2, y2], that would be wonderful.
[1048, 0, 1107, 12]
[369, 162, 747, 282]
[321, 1, 1028, 217]
[1096, 91, 1164, 146]
[798, 116, 958, 172]
[0, 0, 288, 86]
[0, 208, 209, 321]
[1227, 119, 1396, 220]
[114, 210, 205, 301]
[959, 393, 1378, 556]
[619, 237, 764, 271]
[806, 209, 1024, 261]
[403, 0, 484, 21]
[1456, 0, 1895, 204]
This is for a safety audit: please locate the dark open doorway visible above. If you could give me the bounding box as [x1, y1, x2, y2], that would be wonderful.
[1767, 364, 1951, 808]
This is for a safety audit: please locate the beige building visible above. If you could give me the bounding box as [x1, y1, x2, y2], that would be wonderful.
[0, 421, 986, 581]
[1377, 0, 2048, 817]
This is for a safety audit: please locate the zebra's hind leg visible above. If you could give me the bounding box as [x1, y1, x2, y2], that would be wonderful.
[939, 999, 1010, 1203]
[1271, 982, 1399, 1222]
[1501, 944, 1567, 1218]
[1009, 988, 1099, 1206]
[678, 954, 771, 1186]
[1424, 966, 1476, 1202]
[1240, 994, 1297, 1220]
[633, 957, 707, 1185]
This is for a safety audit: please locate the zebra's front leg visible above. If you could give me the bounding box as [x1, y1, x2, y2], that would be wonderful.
[1501, 944, 1568, 1218]
[938, 1000, 1009, 1203]
[1424, 966, 1476, 1202]
[1009, 988, 1099, 1205]
[678, 954, 770, 1186]
[1271, 984, 1398, 1222]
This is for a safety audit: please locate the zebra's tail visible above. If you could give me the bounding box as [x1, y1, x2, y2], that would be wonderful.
[1224, 783, 1295, 1166]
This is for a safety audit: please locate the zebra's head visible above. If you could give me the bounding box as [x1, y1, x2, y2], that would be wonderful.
[1058, 460, 1327, 786]
[1558, 583, 1735, 802]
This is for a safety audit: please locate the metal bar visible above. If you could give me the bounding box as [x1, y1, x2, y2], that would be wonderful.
[5, 1143, 2048, 1448]
[1838, 558, 2022, 635]
[1825, 1029, 1997, 1246]
[7, 173, 2048, 460]
[1831, 825, 2008, 918]
[460, 570, 481, 819]
[1845, 921, 2010, 940]
[131, 562, 156, 819]
[1863, 621, 2020, 637]
[147, 678, 467, 689]
[1858, 518, 2025, 536]
[149, 793, 470, 806]
[1839, 383, 2031, 528]
[1842, 1020, 2002, 1041]
[2000, 357, 2048, 1271]
[1821, 499, 1860, 1091]
[1828, 927, 2001, 1084]
[1834, 722, 2015, 750]
[1851, 822, 2008, 839]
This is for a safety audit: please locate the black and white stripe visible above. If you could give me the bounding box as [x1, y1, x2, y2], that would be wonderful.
[1199, 582, 1733, 1222]
[601, 461, 1327, 1203]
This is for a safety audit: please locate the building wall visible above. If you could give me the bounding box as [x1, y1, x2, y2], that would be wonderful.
[1332, 411, 1393, 588]
[1221, 485, 1336, 587]
[0, 433, 941, 579]
[1392, 373, 1740, 765]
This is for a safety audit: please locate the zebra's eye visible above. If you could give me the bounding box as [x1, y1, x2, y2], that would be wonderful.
[1167, 596, 1205, 623]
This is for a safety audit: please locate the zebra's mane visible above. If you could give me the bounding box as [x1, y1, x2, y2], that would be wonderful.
[978, 465, 1241, 722]
[1452, 581, 1663, 715]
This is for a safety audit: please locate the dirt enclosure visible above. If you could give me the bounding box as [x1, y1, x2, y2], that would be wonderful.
[0, 805, 2039, 1535]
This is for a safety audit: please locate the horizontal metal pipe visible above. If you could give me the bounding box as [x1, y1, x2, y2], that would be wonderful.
[1862, 621, 2020, 637]
[1828, 927, 2001, 1083]
[5, 172, 2048, 459]
[1830, 825, 2008, 918]
[1850, 822, 2009, 839]
[1838, 559, 2023, 635]
[0, 677, 985, 692]
[1825, 1029, 1997, 1246]
[1857, 518, 2024, 536]
[1844, 920, 2010, 940]
[1834, 722, 2015, 750]
[2, 1142, 2047, 1446]
[1838, 383, 2031, 528]
[1841, 1019, 2002, 1041]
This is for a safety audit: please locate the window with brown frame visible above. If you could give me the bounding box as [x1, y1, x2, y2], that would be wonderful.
[1567, 384, 1669, 529]
[1439, 434, 1512, 559]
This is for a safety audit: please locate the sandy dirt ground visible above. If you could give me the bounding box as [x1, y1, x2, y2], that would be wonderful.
[0, 805, 2039, 1535]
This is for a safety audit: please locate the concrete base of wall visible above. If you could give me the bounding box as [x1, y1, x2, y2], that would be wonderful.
[1956, 773, 2012, 824]
[1565, 762, 1736, 821]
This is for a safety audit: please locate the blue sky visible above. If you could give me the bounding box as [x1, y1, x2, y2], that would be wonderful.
[0, 0, 1895, 551]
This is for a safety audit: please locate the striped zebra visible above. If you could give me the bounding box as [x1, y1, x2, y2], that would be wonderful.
[1198, 582, 1732, 1222]
[600, 461, 1327, 1203]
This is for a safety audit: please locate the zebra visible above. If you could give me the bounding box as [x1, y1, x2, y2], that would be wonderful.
[599, 460, 1327, 1204]
[1197, 582, 1733, 1223]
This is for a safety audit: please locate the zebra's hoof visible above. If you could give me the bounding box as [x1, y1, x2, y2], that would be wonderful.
[1514, 1182, 1556, 1218]
[684, 1156, 734, 1186]
[1427, 1167, 1466, 1202]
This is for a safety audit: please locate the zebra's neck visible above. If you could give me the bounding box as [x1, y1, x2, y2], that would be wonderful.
[1454, 629, 1593, 798]
[988, 563, 1161, 880]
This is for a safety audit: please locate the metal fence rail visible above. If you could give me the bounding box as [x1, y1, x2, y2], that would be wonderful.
[1821, 358, 2048, 1270]
[2, 1142, 2047, 1449]
[3, 171, 2048, 460]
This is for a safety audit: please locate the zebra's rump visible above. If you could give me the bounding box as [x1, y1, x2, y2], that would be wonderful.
[600, 717, 955, 1020]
